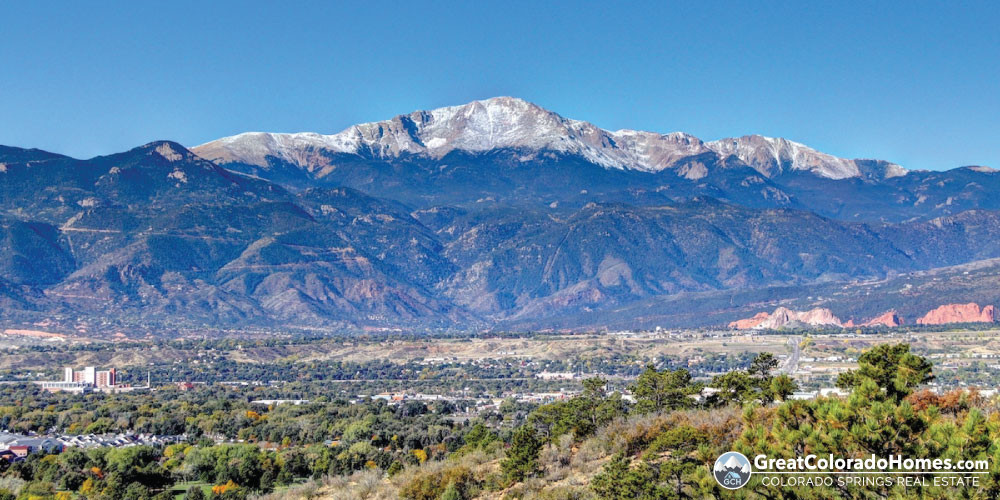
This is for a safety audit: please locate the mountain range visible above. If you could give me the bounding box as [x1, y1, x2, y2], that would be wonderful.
[1, 97, 999, 335]
[194, 97, 905, 179]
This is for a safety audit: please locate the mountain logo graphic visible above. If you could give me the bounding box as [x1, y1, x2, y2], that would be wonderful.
[713, 451, 752, 489]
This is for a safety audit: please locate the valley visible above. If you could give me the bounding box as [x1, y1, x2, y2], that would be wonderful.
[5, 327, 1000, 392]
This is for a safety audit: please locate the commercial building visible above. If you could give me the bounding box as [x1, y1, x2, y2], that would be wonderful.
[37, 366, 139, 393]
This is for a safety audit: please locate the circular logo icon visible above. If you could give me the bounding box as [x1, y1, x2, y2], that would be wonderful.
[713, 451, 752, 490]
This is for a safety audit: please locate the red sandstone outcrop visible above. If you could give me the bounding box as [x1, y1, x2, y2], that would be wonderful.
[728, 312, 770, 329]
[730, 307, 842, 329]
[917, 303, 996, 325]
[863, 310, 903, 327]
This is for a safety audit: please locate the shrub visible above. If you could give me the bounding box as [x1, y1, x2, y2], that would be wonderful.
[399, 465, 476, 500]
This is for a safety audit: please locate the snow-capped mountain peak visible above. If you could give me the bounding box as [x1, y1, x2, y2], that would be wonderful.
[705, 135, 906, 180]
[192, 97, 907, 181]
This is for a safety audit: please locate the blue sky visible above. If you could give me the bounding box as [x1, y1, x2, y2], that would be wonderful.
[1, 1, 997, 170]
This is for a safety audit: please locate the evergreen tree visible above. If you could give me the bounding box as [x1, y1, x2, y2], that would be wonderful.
[837, 343, 933, 401]
[710, 352, 797, 406]
[591, 453, 660, 500]
[631, 366, 696, 414]
[501, 426, 542, 483]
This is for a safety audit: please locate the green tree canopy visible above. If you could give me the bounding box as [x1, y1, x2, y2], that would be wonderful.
[630, 366, 697, 414]
[501, 425, 542, 483]
[837, 343, 933, 401]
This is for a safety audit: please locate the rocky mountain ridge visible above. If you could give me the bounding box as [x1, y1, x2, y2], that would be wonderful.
[193, 97, 906, 181]
[190, 98, 1000, 224]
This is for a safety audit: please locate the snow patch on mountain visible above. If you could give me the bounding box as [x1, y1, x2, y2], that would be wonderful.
[965, 165, 998, 173]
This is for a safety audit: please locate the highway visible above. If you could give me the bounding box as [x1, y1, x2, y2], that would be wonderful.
[779, 336, 801, 375]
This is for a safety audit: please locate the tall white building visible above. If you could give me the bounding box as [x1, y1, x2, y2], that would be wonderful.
[48, 367, 118, 392]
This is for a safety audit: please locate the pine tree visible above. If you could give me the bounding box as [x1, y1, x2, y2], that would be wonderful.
[501, 426, 542, 483]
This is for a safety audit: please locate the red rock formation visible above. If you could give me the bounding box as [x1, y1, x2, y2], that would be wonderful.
[862, 310, 903, 327]
[986, 305, 997, 322]
[793, 308, 843, 327]
[728, 312, 770, 329]
[917, 303, 996, 325]
[729, 307, 842, 329]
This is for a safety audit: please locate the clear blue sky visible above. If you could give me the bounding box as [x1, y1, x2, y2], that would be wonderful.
[1, 1, 997, 170]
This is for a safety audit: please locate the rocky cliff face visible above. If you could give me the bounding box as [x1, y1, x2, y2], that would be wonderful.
[916, 303, 996, 325]
[728, 311, 770, 329]
[842, 310, 903, 327]
[860, 310, 904, 327]
[730, 307, 842, 329]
